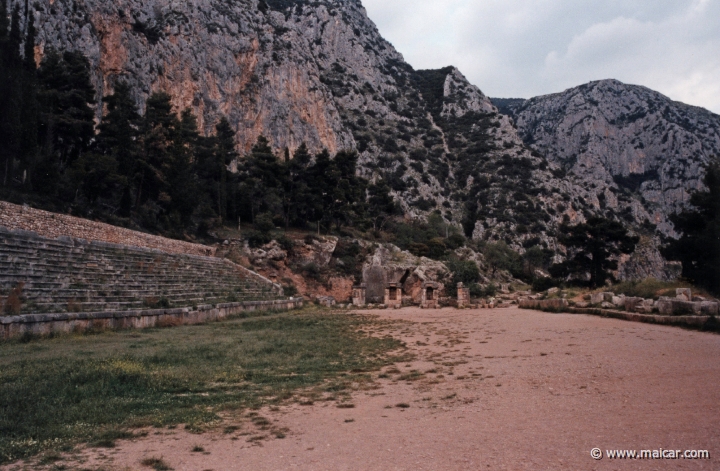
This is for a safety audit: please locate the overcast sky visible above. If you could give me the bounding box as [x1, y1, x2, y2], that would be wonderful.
[362, 0, 720, 114]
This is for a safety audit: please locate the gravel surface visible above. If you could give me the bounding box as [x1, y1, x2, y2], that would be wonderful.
[12, 307, 720, 471]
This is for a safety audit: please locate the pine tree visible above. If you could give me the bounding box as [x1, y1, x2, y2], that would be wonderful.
[328, 150, 366, 231]
[285, 143, 314, 227]
[550, 217, 639, 287]
[136, 92, 176, 207]
[1, 5, 23, 187]
[367, 178, 398, 231]
[167, 108, 200, 226]
[96, 82, 141, 178]
[0, 0, 11, 187]
[214, 117, 237, 222]
[663, 158, 720, 294]
[19, 6, 39, 190]
[93, 82, 139, 215]
[237, 136, 283, 223]
[37, 50, 96, 168]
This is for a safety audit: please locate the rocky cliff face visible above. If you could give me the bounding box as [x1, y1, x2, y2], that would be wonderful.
[15, 0, 693, 280]
[20, 0, 583, 237]
[493, 80, 720, 237]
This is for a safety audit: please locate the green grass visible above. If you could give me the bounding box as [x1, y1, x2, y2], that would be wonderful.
[0, 307, 404, 464]
[609, 278, 699, 300]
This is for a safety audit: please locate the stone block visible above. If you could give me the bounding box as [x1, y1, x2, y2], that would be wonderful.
[315, 296, 336, 307]
[694, 302, 719, 316]
[624, 297, 644, 312]
[590, 293, 604, 305]
[612, 296, 625, 307]
[676, 288, 692, 301]
[658, 299, 695, 316]
[352, 284, 366, 307]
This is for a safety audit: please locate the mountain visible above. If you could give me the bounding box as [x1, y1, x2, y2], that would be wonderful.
[492, 79, 720, 237]
[12, 0, 700, 280]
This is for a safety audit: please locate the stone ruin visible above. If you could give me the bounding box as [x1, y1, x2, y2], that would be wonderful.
[352, 284, 366, 307]
[581, 287, 718, 316]
[457, 283, 470, 308]
[421, 282, 440, 309]
[384, 282, 402, 309]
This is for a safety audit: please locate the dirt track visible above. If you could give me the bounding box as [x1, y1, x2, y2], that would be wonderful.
[18, 307, 720, 470]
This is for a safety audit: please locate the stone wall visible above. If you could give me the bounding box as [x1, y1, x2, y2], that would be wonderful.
[1, 298, 303, 341]
[519, 302, 714, 330]
[0, 201, 214, 257]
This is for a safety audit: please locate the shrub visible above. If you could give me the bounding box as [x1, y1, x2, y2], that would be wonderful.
[447, 260, 481, 285]
[301, 263, 322, 281]
[255, 213, 275, 234]
[532, 277, 557, 293]
[482, 283, 497, 297]
[427, 237, 448, 259]
[276, 235, 294, 252]
[446, 233, 466, 250]
[247, 231, 272, 248]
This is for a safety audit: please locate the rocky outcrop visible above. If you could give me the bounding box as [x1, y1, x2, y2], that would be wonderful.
[362, 244, 450, 304]
[493, 79, 720, 237]
[215, 234, 352, 301]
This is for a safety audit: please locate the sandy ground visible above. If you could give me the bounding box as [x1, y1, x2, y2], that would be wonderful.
[8, 307, 720, 470]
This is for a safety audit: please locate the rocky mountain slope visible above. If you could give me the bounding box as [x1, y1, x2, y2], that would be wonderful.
[12, 0, 697, 280]
[20, 0, 588, 242]
[493, 80, 720, 237]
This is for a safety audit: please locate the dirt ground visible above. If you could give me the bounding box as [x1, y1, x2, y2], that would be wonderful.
[10, 307, 720, 470]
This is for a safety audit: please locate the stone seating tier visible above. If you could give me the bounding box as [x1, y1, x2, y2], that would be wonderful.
[0, 228, 283, 314]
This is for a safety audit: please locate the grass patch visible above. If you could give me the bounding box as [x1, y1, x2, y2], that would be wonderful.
[0, 307, 403, 464]
[609, 278, 697, 300]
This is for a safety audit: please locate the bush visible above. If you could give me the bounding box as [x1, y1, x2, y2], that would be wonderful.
[255, 213, 275, 234]
[468, 283, 484, 298]
[447, 260, 481, 285]
[276, 235, 294, 252]
[247, 231, 272, 248]
[482, 283, 497, 297]
[446, 233, 466, 250]
[532, 277, 557, 293]
[427, 238, 448, 259]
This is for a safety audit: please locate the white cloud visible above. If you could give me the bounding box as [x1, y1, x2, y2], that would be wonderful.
[362, 0, 720, 113]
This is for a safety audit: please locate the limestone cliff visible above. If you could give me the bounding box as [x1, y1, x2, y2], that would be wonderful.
[493, 80, 720, 237]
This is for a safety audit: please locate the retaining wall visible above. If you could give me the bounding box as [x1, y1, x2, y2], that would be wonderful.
[0, 201, 215, 257]
[1, 298, 303, 340]
[520, 302, 713, 329]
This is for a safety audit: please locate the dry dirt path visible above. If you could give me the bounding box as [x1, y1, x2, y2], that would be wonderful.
[22, 307, 720, 470]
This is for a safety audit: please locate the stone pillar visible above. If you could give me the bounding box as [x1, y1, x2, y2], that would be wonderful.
[352, 284, 367, 307]
[421, 282, 439, 309]
[384, 282, 402, 308]
[457, 282, 470, 308]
